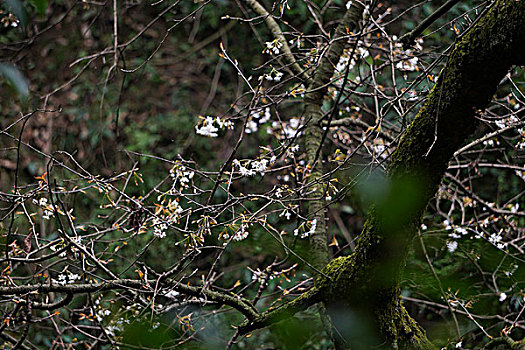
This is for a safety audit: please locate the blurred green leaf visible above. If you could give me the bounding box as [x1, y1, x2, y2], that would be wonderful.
[0, 62, 29, 97]
[29, 0, 47, 16]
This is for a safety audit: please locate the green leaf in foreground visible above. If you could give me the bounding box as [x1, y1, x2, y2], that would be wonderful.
[0, 62, 29, 97]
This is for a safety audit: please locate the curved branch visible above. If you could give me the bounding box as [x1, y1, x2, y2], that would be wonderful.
[243, 0, 313, 85]
[399, 0, 461, 47]
[237, 286, 322, 335]
[485, 336, 525, 350]
[319, 1, 525, 347]
[0, 279, 259, 321]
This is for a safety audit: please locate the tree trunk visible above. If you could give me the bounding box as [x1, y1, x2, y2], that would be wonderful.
[316, 1, 525, 348]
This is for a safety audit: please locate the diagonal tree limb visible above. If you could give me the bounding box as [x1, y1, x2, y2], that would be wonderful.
[237, 286, 322, 334]
[399, 0, 461, 47]
[243, 0, 313, 85]
[314, 1, 525, 348]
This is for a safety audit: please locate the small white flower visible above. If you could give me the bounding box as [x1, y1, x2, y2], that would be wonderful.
[264, 40, 283, 55]
[195, 117, 219, 137]
[447, 241, 458, 253]
[455, 227, 468, 236]
[301, 219, 317, 238]
[245, 119, 258, 134]
[499, 292, 507, 302]
[233, 224, 249, 241]
[495, 119, 506, 129]
[455, 341, 462, 348]
[251, 159, 269, 175]
[260, 107, 271, 123]
[289, 145, 299, 153]
[164, 290, 180, 299]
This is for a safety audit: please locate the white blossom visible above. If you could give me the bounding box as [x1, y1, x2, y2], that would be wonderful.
[297, 219, 317, 239]
[260, 107, 271, 123]
[447, 241, 458, 253]
[164, 290, 180, 299]
[195, 117, 219, 137]
[195, 116, 233, 138]
[488, 233, 506, 249]
[245, 119, 258, 134]
[251, 159, 269, 175]
[170, 163, 195, 192]
[233, 224, 249, 241]
[52, 272, 81, 286]
[264, 40, 283, 55]
[396, 57, 419, 71]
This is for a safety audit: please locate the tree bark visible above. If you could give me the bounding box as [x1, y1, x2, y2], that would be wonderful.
[304, 2, 365, 271]
[315, 1, 525, 348]
[239, 1, 524, 348]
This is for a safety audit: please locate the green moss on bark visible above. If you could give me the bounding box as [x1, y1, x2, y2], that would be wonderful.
[315, 1, 525, 348]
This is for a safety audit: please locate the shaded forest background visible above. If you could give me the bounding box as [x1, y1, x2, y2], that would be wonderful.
[0, 0, 524, 348]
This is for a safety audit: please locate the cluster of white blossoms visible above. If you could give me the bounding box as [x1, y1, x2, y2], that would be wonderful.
[195, 116, 234, 137]
[335, 45, 369, 73]
[488, 232, 507, 250]
[392, 36, 423, 72]
[264, 39, 283, 55]
[370, 139, 389, 159]
[218, 219, 252, 243]
[233, 223, 249, 241]
[495, 115, 519, 129]
[445, 221, 511, 253]
[169, 162, 195, 192]
[245, 107, 272, 134]
[52, 271, 81, 286]
[1, 12, 20, 28]
[448, 226, 468, 239]
[249, 264, 297, 283]
[482, 138, 500, 147]
[233, 158, 270, 177]
[95, 309, 112, 322]
[267, 118, 302, 139]
[151, 199, 184, 239]
[445, 223, 468, 253]
[265, 69, 284, 82]
[152, 217, 169, 238]
[446, 241, 459, 253]
[446, 224, 470, 253]
[294, 219, 317, 239]
[32, 197, 54, 220]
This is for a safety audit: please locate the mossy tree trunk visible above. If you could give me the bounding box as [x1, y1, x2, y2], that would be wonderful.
[315, 1, 525, 349]
[304, 2, 365, 272]
[240, 1, 524, 348]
